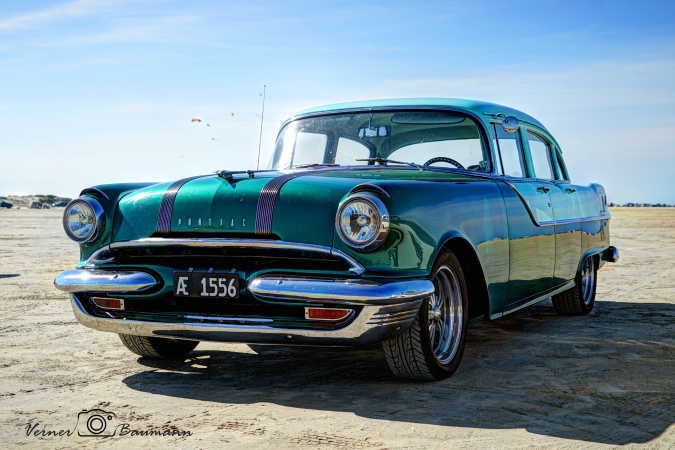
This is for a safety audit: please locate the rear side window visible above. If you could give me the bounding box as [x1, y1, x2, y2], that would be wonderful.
[493, 124, 525, 177]
[527, 131, 554, 180]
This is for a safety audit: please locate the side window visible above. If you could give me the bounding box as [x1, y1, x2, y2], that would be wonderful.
[555, 149, 569, 181]
[292, 132, 327, 167]
[527, 131, 554, 180]
[334, 137, 370, 165]
[493, 124, 525, 177]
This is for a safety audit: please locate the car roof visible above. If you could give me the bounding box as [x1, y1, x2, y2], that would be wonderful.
[286, 98, 548, 132]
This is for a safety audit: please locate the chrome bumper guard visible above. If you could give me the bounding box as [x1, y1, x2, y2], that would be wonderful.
[54, 269, 157, 293]
[248, 276, 434, 305]
[57, 268, 433, 346]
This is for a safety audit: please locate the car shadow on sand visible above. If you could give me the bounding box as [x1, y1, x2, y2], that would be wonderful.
[123, 300, 674, 445]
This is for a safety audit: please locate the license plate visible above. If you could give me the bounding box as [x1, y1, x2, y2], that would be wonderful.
[173, 272, 240, 299]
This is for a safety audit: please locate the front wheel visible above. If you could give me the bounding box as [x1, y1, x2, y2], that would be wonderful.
[382, 251, 469, 380]
[552, 255, 597, 315]
[119, 334, 199, 359]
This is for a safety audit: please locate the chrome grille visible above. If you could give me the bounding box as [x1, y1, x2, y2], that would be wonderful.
[87, 238, 364, 274]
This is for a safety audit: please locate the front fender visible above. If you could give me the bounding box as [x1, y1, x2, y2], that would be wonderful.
[332, 179, 509, 277]
[76, 182, 158, 262]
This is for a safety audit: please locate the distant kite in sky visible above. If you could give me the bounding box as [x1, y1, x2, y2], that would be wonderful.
[191, 118, 202, 123]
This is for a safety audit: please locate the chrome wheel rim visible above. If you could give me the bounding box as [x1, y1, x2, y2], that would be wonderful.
[428, 265, 464, 365]
[580, 257, 596, 306]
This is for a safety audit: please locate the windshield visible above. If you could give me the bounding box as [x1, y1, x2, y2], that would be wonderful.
[269, 110, 489, 172]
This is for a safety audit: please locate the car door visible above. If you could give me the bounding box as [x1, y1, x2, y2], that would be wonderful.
[492, 124, 555, 312]
[547, 144, 583, 285]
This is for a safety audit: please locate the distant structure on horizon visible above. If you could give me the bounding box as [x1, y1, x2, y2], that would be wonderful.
[609, 202, 674, 207]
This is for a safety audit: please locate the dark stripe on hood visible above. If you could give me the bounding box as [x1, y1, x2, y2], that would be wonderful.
[255, 167, 360, 235]
[156, 175, 205, 233]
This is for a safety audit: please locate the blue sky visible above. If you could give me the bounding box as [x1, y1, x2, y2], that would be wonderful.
[1, 0, 674, 202]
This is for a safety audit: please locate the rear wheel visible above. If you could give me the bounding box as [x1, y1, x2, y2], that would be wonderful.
[382, 251, 469, 380]
[118, 334, 199, 359]
[552, 255, 597, 315]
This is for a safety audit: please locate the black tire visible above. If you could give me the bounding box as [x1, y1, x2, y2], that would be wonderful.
[118, 334, 199, 359]
[552, 255, 597, 315]
[382, 251, 469, 381]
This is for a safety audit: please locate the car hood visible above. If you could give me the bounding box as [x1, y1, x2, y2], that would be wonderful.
[111, 168, 476, 246]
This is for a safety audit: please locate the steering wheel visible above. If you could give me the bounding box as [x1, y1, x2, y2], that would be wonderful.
[423, 157, 465, 170]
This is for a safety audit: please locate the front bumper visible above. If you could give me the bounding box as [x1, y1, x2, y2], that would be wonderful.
[57, 269, 433, 346]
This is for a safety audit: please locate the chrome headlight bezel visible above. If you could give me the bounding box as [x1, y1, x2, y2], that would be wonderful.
[335, 193, 390, 252]
[62, 197, 105, 243]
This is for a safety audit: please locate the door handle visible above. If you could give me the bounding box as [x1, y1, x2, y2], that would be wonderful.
[565, 187, 577, 193]
[537, 186, 550, 193]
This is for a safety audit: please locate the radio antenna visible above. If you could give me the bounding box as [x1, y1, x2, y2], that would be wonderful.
[256, 84, 266, 170]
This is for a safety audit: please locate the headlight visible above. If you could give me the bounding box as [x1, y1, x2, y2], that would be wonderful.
[63, 197, 105, 243]
[335, 193, 389, 251]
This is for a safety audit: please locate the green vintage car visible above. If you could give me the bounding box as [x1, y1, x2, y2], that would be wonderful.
[55, 98, 618, 380]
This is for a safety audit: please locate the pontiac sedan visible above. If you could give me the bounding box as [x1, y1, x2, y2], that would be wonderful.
[55, 98, 618, 380]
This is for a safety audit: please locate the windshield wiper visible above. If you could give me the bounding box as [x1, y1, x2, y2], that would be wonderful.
[294, 163, 340, 169]
[356, 157, 425, 170]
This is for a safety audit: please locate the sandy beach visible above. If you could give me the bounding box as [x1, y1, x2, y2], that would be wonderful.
[0, 207, 673, 448]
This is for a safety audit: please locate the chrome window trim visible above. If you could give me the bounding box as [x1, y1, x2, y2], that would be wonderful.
[524, 128, 557, 181]
[86, 237, 366, 274]
[491, 121, 526, 178]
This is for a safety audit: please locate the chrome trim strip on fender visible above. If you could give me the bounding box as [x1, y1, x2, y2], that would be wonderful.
[348, 183, 391, 198]
[79, 187, 111, 201]
[86, 237, 366, 274]
[54, 269, 157, 293]
[499, 180, 608, 227]
[248, 276, 434, 305]
[551, 216, 609, 225]
[496, 280, 575, 318]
